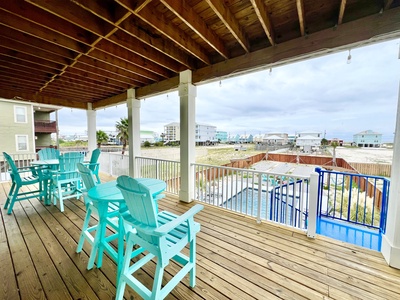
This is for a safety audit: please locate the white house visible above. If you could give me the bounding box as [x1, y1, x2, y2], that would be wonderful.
[296, 135, 322, 153]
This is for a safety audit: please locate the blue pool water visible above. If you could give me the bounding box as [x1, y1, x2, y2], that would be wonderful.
[224, 188, 381, 251]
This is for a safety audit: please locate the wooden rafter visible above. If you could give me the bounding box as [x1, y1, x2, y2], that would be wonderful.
[250, 0, 275, 45]
[296, 0, 306, 36]
[205, 0, 250, 53]
[338, 0, 347, 25]
[161, 0, 229, 59]
[384, 0, 394, 10]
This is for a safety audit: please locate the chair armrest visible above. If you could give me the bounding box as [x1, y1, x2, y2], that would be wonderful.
[153, 204, 203, 236]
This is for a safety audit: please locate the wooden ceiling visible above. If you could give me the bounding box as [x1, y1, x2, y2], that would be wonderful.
[0, 0, 399, 110]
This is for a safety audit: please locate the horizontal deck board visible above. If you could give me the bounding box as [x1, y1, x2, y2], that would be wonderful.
[1, 174, 400, 300]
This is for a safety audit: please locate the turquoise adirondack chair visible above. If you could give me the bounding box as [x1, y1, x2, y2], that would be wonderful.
[115, 175, 203, 300]
[51, 152, 84, 212]
[83, 148, 101, 184]
[3, 152, 49, 214]
[76, 162, 123, 270]
[37, 148, 60, 160]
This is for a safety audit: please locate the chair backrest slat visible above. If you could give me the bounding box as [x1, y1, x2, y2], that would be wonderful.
[117, 175, 159, 245]
[77, 163, 96, 191]
[38, 148, 60, 160]
[58, 152, 84, 179]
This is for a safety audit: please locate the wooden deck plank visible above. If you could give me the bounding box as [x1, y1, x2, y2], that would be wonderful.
[1, 176, 400, 300]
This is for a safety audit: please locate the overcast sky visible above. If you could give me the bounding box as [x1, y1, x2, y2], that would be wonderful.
[58, 38, 399, 142]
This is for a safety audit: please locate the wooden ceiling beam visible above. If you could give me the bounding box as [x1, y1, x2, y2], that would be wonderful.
[72, 61, 141, 87]
[119, 17, 194, 69]
[205, 0, 250, 53]
[0, 57, 58, 75]
[0, 48, 64, 71]
[77, 56, 152, 85]
[116, 0, 153, 14]
[65, 69, 131, 90]
[1, 0, 97, 46]
[250, 0, 276, 45]
[120, 2, 211, 65]
[0, 9, 88, 54]
[338, 0, 347, 25]
[135, 6, 400, 100]
[26, 0, 112, 37]
[161, 0, 229, 59]
[89, 46, 164, 81]
[0, 26, 77, 60]
[296, 0, 306, 36]
[0, 90, 88, 109]
[109, 31, 183, 73]
[70, 0, 185, 73]
[0, 37, 72, 66]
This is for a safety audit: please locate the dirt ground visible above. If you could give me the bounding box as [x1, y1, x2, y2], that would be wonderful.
[335, 147, 393, 164]
[140, 144, 394, 165]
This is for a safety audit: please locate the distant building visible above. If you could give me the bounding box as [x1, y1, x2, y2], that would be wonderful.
[228, 134, 240, 144]
[296, 135, 322, 153]
[297, 131, 322, 138]
[353, 130, 382, 148]
[216, 131, 228, 143]
[239, 134, 253, 143]
[264, 133, 288, 145]
[253, 134, 264, 144]
[164, 122, 217, 144]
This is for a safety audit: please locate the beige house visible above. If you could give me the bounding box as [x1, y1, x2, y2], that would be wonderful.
[0, 98, 61, 154]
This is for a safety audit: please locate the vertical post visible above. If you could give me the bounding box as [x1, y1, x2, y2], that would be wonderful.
[179, 70, 196, 202]
[127, 89, 141, 177]
[307, 172, 319, 238]
[382, 81, 400, 269]
[87, 103, 97, 158]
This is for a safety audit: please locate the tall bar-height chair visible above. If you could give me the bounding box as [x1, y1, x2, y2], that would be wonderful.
[2, 152, 48, 214]
[115, 175, 203, 300]
[76, 163, 123, 271]
[83, 148, 101, 184]
[51, 152, 83, 212]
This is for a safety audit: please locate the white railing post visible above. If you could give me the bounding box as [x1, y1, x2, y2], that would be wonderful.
[307, 172, 319, 238]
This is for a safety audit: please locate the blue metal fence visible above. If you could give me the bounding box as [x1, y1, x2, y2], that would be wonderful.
[315, 167, 390, 233]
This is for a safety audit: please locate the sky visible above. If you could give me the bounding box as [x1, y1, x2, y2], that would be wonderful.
[58, 38, 400, 142]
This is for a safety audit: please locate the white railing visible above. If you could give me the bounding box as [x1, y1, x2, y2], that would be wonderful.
[108, 156, 315, 231]
[0, 152, 37, 181]
[194, 163, 312, 230]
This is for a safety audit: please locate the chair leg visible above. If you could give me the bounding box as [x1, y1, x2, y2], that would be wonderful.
[152, 264, 165, 300]
[76, 206, 94, 253]
[6, 185, 19, 215]
[115, 236, 135, 300]
[4, 182, 16, 210]
[189, 237, 197, 287]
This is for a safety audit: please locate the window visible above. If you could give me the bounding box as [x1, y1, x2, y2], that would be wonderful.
[16, 135, 28, 151]
[14, 106, 27, 123]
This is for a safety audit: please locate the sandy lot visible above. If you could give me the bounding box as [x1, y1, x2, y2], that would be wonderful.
[335, 147, 393, 164]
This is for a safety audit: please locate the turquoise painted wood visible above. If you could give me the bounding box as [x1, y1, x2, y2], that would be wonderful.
[3, 152, 50, 214]
[76, 162, 124, 271]
[37, 148, 60, 160]
[83, 148, 101, 184]
[115, 175, 203, 300]
[50, 152, 83, 212]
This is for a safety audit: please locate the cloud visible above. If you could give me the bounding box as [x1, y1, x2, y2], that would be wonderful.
[58, 38, 400, 142]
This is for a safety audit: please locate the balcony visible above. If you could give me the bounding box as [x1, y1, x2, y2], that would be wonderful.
[1, 171, 399, 299]
[34, 120, 57, 133]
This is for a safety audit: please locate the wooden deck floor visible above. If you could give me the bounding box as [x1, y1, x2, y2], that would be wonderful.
[1, 174, 400, 300]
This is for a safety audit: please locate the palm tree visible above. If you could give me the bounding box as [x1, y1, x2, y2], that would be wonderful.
[331, 140, 339, 166]
[116, 117, 129, 155]
[96, 130, 109, 148]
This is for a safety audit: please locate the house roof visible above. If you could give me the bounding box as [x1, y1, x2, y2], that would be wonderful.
[297, 135, 322, 140]
[265, 135, 284, 140]
[355, 130, 382, 135]
[0, 1, 399, 110]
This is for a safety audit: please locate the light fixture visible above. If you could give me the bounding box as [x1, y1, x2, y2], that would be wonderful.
[347, 49, 352, 64]
[269, 67, 272, 75]
[219, 80, 222, 87]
